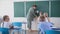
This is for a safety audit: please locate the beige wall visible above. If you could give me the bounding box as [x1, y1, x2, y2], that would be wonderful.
[0, 0, 14, 22]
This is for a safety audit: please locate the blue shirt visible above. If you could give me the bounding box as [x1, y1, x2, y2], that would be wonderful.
[38, 21, 53, 34]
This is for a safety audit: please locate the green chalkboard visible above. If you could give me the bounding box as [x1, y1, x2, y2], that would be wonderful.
[26, 1, 49, 16]
[14, 1, 60, 17]
[14, 2, 24, 17]
[51, 1, 60, 17]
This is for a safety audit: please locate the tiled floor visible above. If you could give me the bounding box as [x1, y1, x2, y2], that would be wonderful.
[26, 30, 38, 34]
[10, 30, 39, 34]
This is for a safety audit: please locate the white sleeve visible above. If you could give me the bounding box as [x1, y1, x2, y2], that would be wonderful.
[1, 23, 3, 27]
[38, 23, 41, 29]
[9, 23, 12, 26]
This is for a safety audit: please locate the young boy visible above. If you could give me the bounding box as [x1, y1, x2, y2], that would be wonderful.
[1, 15, 13, 29]
[38, 15, 53, 34]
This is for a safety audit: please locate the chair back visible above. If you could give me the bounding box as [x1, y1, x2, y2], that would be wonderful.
[0, 28, 9, 34]
[12, 22, 22, 27]
[45, 30, 60, 34]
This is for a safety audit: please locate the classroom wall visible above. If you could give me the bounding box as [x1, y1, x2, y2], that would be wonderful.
[0, 0, 14, 22]
[0, 0, 60, 30]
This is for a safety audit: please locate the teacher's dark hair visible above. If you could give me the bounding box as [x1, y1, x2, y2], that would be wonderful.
[32, 5, 37, 7]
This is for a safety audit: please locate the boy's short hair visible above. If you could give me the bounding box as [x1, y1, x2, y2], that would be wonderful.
[3, 15, 9, 21]
[40, 15, 45, 21]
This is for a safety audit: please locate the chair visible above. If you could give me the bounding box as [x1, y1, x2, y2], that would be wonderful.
[38, 28, 41, 34]
[12, 22, 24, 34]
[45, 30, 60, 34]
[0, 28, 9, 34]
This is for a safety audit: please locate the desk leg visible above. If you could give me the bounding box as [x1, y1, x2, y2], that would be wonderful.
[0, 32, 2, 34]
[9, 30, 13, 34]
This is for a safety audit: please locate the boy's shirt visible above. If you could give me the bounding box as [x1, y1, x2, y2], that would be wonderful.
[1, 22, 12, 28]
[38, 21, 53, 32]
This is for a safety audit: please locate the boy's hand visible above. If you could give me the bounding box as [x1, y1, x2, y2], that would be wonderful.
[9, 25, 14, 29]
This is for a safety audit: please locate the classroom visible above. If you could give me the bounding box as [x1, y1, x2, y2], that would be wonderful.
[0, 0, 60, 34]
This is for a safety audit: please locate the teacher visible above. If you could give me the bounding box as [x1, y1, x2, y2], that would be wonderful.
[27, 5, 39, 32]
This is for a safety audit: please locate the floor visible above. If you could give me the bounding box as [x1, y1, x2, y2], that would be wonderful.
[10, 30, 39, 34]
[21, 30, 40, 34]
[26, 30, 38, 34]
